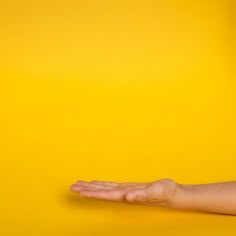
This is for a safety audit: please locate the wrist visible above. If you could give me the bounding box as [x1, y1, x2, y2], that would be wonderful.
[169, 183, 196, 209]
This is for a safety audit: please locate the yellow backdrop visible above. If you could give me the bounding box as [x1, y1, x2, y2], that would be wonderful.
[0, 0, 236, 235]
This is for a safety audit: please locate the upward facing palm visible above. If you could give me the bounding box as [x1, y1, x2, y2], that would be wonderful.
[70, 179, 177, 206]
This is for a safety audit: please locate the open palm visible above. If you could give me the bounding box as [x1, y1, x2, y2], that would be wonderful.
[70, 179, 177, 205]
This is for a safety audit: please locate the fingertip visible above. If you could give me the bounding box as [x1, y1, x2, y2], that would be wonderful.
[125, 192, 136, 201]
[69, 184, 79, 192]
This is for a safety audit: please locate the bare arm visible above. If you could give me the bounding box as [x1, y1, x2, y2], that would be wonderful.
[70, 179, 236, 215]
[172, 181, 236, 215]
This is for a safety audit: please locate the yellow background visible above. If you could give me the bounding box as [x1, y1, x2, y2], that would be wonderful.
[0, 0, 236, 235]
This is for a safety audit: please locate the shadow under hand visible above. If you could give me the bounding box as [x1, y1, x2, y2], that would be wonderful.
[64, 191, 230, 217]
[60, 191, 202, 216]
[61, 191, 128, 212]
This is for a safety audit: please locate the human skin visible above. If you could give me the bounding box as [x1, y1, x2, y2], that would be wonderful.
[70, 179, 236, 215]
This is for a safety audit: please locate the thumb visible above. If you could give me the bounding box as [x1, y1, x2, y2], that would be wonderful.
[125, 189, 149, 202]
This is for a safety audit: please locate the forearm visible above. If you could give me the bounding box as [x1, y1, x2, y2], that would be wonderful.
[170, 181, 236, 215]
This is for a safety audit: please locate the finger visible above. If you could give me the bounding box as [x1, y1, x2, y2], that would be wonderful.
[89, 180, 120, 187]
[117, 185, 148, 192]
[70, 184, 95, 192]
[119, 182, 140, 186]
[88, 181, 143, 189]
[76, 180, 119, 187]
[74, 182, 115, 190]
[78, 182, 147, 191]
[119, 182, 148, 188]
[79, 189, 125, 201]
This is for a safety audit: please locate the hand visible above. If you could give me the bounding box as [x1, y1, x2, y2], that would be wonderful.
[70, 178, 177, 206]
